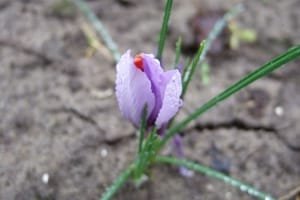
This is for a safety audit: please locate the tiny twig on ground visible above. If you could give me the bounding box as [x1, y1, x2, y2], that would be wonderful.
[80, 20, 113, 61]
[278, 184, 300, 200]
[73, 0, 121, 63]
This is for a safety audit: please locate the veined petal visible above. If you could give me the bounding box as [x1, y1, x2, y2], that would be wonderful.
[142, 54, 165, 123]
[155, 70, 182, 128]
[116, 50, 155, 127]
[142, 53, 164, 78]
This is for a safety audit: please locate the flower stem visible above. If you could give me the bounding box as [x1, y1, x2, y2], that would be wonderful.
[138, 106, 148, 154]
[156, 0, 173, 61]
[182, 41, 206, 97]
[160, 45, 300, 148]
[73, 0, 121, 62]
[155, 155, 275, 200]
[101, 164, 134, 200]
[174, 36, 182, 68]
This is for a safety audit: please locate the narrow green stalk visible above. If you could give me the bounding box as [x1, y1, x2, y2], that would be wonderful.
[160, 45, 300, 148]
[73, 0, 121, 62]
[101, 164, 134, 200]
[134, 128, 160, 180]
[199, 4, 243, 83]
[156, 0, 173, 61]
[155, 156, 275, 200]
[182, 41, 206, 97]
[201, 61, 210, 85]
[174, 37, 182, 68]
[181, 57, 192, 78]
[138, 106, 148, 154]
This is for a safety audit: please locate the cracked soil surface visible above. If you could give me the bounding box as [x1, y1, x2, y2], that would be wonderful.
[0, 0, 300, 200]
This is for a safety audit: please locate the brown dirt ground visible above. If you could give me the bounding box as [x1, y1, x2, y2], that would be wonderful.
[0, 0, 300, 200]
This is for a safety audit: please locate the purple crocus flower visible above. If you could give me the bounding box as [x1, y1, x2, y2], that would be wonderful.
[116, 50, 182, 129]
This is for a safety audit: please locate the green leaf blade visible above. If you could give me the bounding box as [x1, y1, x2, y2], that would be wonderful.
[156, 0, 173, 61]
[101, 165, 134, 200]
[161, 45, 300, 147]
[138, 106, 148, 154]
[155, 156, 275, 200]
[182, 40, 206, 97]
[174, 36, 182, 68]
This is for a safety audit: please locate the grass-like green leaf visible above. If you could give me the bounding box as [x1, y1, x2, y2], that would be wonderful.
[101, 164, 134, 200]
[174, 36, 182, 68]
[134, 128, 160, 180]
[138, 106, 148, 154]
[156, 0, 173, 61]
[182, 41, 206, 97]
[160, 45, 300, 147]
[201, 61, 210, 85]
[155, 155, 275, 200]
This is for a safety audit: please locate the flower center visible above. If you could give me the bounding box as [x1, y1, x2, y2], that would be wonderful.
[134, 54, 144, 71]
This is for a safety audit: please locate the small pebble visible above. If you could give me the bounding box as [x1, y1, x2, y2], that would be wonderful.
[179, 166, 194, 177]
[225, 192, 232, 199]
[101, 148, 108, 157]
[206, 184, 214, 191]
[90, 89, 113, 99]
[275, 106, 284, 116]
[42, 173, 49, 184]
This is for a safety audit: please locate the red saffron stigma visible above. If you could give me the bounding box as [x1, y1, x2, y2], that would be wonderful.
[134, 55, 144, 71]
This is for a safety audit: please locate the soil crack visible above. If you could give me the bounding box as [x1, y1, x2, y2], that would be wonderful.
[49, 106, 137, 146]
[50, 106, 105, 134]
[0, 39, 54, 65]
[194, 119, 300, 152]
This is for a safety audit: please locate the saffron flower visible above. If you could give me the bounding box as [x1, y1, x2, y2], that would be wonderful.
[116, 50, 182, 129]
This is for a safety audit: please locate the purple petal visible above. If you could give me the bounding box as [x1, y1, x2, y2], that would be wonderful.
[155, 70, 182, 128]
[142, 54, 166, 124]
[172, 134, 194, 177]
[116, 50, 155, 126]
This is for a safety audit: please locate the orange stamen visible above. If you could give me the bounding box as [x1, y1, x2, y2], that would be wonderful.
[134, 54, 144, 71]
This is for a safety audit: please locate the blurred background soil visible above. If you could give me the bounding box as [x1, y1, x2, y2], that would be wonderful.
[0, 0, 300, 199]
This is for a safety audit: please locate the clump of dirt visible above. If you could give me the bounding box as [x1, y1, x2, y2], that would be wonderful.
[185, 9, 229, 54]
